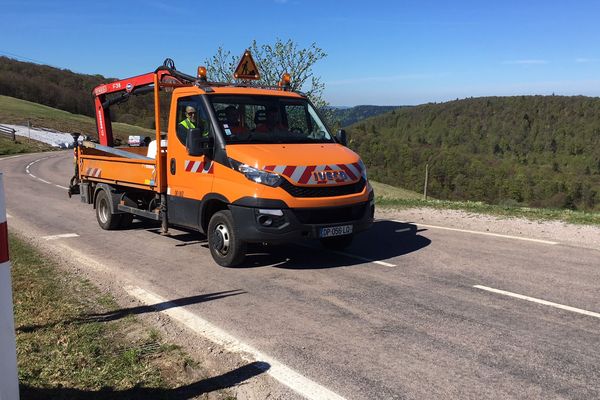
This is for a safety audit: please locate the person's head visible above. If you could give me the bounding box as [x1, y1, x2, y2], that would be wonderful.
[185, 106, 196, 120]
[225, 105, 239, 126]
[266, 106, 279, 124]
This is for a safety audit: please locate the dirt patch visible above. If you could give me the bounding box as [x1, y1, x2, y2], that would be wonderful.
[377, 207, 600, 250]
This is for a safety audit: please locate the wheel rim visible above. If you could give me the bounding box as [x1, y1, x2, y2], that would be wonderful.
[214, 223, 230, 256]
[98, 197, 109, 224]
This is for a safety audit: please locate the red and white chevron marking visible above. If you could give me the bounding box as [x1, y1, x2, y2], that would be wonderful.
[0, 174, 7, 263]
[85, 167, 102, 178]
[184, 160, 214, 174]
[263, 162, 366, 185]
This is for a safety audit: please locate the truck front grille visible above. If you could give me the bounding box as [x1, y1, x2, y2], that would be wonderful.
[279, 178, 366, 198]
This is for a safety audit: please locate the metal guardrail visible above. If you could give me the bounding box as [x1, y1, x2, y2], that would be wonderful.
[0, 125, 16, 141]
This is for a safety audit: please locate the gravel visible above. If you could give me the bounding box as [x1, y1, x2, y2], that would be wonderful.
[377, 207, 600, 250]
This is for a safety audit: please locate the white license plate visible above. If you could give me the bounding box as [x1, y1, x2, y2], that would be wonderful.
[319, 225, 353, 238]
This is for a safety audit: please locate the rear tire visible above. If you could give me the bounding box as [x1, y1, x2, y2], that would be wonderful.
[320, 234, 354, 250]
[208, 210, 246, 267]
[95, 190, 122, 230]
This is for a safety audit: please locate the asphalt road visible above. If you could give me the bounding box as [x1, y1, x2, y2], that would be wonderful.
[2, 151, 599, 400]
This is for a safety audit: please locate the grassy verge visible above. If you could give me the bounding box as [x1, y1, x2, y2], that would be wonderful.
[0, 136, 54, 156]
[10, 233, 238, 399]
[376, 197, 600, 226]
[0, 95, 153, 140]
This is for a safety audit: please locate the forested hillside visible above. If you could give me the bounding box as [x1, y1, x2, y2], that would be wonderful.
[0, 57, 159, 129]
[349, 96, 600, 210]
[331, 105, 406, 127]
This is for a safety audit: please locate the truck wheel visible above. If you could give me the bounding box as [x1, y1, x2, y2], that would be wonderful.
[208, 210, 246, 267]
[320, 234, 354, 250]
[95, 190, 122, 230]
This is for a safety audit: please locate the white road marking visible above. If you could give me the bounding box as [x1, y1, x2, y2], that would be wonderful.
[474, 285, 600, 319]
[125, 285, 348, 400]
[330, 250, 396, 267]
[24, 156, 69, 189]
[42, 233, 80, 241]
[391, 220, 558, 245]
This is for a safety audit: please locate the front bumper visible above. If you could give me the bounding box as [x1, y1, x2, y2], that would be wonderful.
[230, 199, 375, 244]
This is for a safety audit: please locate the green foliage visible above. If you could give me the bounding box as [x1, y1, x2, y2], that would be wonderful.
[0, 56, 163, 132]
[331, 105, 409, 128]
[349, 96, 600, 211]
[205, 39, 328, 108]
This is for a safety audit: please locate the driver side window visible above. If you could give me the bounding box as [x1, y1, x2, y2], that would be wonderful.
[175, 97, 210, 146]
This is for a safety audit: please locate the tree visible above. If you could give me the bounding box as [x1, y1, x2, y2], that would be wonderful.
[204, 39, 328, 108]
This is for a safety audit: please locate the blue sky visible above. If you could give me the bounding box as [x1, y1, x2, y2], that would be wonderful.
[2, 0, 600, 106]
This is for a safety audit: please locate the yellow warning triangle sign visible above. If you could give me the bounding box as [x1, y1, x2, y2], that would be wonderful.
[233, 50, 260, 80]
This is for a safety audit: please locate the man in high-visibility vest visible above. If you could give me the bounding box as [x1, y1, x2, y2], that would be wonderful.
[177, 106, 208, 144]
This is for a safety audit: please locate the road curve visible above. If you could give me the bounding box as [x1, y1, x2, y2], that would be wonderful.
[2, 151, 599, 400]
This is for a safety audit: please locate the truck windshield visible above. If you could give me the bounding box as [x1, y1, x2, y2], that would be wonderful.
[208, 95, 334, 144]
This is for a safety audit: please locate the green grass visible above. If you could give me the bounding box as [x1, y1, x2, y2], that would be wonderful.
[0, 136, 54, 155]
[0, 95, 153, 141]
[370, 180, 424, 201]
[10, 233, 237, 399]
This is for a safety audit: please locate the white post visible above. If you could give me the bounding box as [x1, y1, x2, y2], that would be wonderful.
[0, 173, 20, 400]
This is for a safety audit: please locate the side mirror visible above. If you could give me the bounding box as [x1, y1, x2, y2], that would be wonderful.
[336, 129, 347, 146]
[186, 129, 213, 157]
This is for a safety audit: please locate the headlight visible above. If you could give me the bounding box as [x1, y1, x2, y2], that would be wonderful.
[359, 159, 368, 180]
[238, 164, 282, 187]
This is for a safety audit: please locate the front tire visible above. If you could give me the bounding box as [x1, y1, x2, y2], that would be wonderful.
[208, 210, 246, 267]
[95, 190, 122, 230]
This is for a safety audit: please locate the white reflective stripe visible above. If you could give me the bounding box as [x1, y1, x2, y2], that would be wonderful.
[290, 166, 305, 182]
[0, 260, 19, 400]
[167, 187, 171, 195]
[346, 163, 362, 180]
[273, 165, 287, 174]
[0, 174, 5, 225]
[191, 161, 202, 173]
[184, 160, 191, 171]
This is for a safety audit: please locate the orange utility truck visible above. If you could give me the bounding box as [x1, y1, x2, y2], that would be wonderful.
[69, 54, 374, 266]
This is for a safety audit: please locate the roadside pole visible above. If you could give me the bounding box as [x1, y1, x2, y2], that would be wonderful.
[0, 173, 20, 400]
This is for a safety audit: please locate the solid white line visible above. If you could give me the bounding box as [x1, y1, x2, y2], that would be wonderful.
[124, 285, 348, 400]
[391, 220, 558, 245]
[37, 178, 51, 184]
[42, 233, 80, 241]
[298, 243, 397, 267]
[330, 250, 397, 267]
[55, 184, 69, 190]
[474, 285, 600, 319]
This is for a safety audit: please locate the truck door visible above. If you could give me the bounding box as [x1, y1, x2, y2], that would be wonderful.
[166, 96, 215, 229]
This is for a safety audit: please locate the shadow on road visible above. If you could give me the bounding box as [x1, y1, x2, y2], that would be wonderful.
[136, 219, 430, 269]
[20, 360, 269, 400]
[17, 289, 245, 333]
[238, 220, 431, 269]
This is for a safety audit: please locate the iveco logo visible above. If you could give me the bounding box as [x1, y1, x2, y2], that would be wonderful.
[313, 170, 348, 182]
